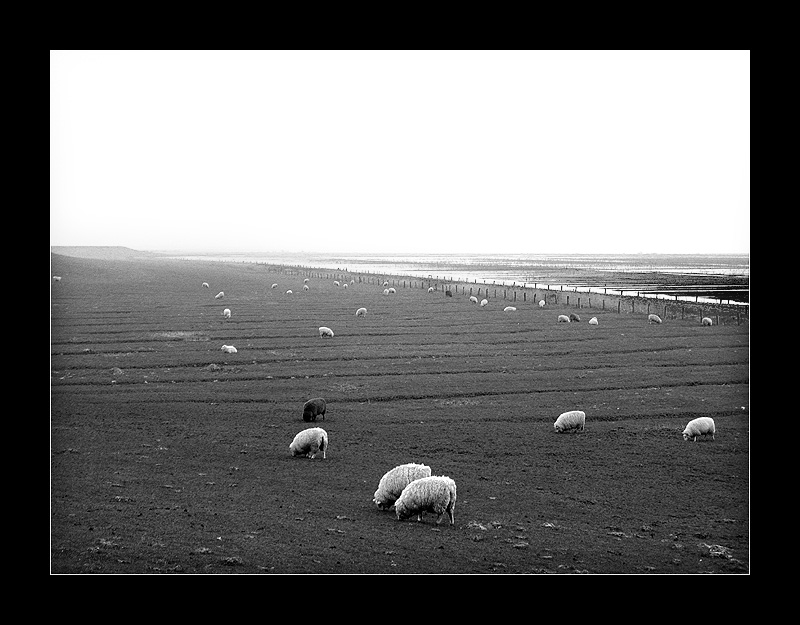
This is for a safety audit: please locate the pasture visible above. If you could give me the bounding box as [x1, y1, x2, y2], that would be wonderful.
[50, 253, 749, 574]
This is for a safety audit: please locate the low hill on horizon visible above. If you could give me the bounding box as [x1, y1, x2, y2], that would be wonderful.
[50, 246, 161, 261]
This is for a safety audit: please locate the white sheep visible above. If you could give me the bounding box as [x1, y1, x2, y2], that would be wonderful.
[554, 410, 586, 433]
[286, 290, 293, 294]
[318, 326, 334, 338]
[469, 296, 478, 304]
[271, 283, 278, 289]
[202, 282, 209, 288]
[343, 283, 348, 289]
[648, 314, 663, 324]
[504, 306, 517, 312]
[428, 287, 434, 293]
[588, 317, 598, 325]
[222, 308, 231, 319]
[682, 417, 715, 442]
[220, 344, 237, 354]
[538, 300, 545, 308]
[388, 287, 396, 294]
[480, 299, 488, 307]
[334, 280, 340, 287]
[373, 463, 432, 510]
[303, 284, 309, 291]
[383, 289, 390, 296]
[350, 280, 355, 285]
[395, 476, 457, 526]
[355, 307, 367, 316]
[215, 291, 224, 299]
[702, 317, 713, 326]
[383, 281, 389, 287]
[557, 314, 570, 323]
[304, 278, 310, 284]
[52, 276, 62, 281]
[289, 427, 328, 459]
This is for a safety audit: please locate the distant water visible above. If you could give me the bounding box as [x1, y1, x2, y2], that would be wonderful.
[167, 251, 749, 305]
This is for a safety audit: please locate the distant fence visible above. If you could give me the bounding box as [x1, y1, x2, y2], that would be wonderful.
[265, 263, 749, 326]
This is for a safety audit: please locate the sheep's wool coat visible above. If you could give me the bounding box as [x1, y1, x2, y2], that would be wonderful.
[683, 417, 715, 441]
[554, 410, 586, 433]
[290, 427, 328, 458]
[373, 463, 432, 509]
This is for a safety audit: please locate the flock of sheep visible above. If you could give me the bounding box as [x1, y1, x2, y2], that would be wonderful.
[203, 272, 718, 528]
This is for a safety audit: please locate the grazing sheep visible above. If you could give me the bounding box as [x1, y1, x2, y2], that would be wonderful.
[215, 291, 224, 299]
[373, 463, 432, 510]
[303, 284, 309, 291]
[648, 314, 663, 324]
[469, 296, 478, 304]
[480, 299, 488, 307]
[557, 314, 571, 323]
[445, 290, 453, 297]
[383, 289, 390, 296]
[222, 308, 231, 319]
[220, 344, 238, 354]
[554, 410, 586, 433]
[302, 397, 327, 422]
[702, 317, 713, 326]
[318, 326, 334, 338]
[334, 281, 340, 286]
[286, 290, 293, 294]
[538, 300, 545, 308]
[355, 307, 367, 316]
[588, 317, 599, 325]
[202, 282, 209, 288]
[395, 476, 457, 526]
[569, 313, 581, 322]
[304, 278, 310, 284]
[504, 306, 517, 312]
[271, 283, 278, 289]
[383, 281, 389, 287]
[682, 417, 715, 442]
[53, 276, 62, 281]
[289, 427, 328, 459]
[428, 287, 434, 293]
[388, 287, 396, 294]
[343, 283, 348, 289]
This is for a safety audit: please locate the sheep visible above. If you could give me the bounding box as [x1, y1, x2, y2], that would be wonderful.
[355, 307, 367, 316]
[480, 299, 488, 307]
[445, 290, 453, 297]
[303, 284, 309, 291]
[350, 280, 355, 285]
[302, 397, 326, 422]
[383, 281, 389, 287]
[554, 410, 586, 433]
[286, 290, 293, 294]
[395, 476, 457, 526]
[538, 300, 545, 308]
[215, 291, 224, 299]
[318, 326, 334, 338]
[289, 427, 328, 459]
[504, 306, 517, 312]
[373, 463, 432, 510]
[702, 317, 713, 326]
[569, 313, 581, 322]
[428, 287, 434, 293]
[304, 278, 310, 284]
[220, 344, 238, 354]
[202, 282, 209, 288]
[469, 296, 478, 304]
[222, 308, 231, 319]
[388, 287, 396, 294]
[343, 283, 348, 289]
[52, 276, 62, 281]
[271, 283, 278, 289]
[588, 317, 598, 325]
[557, 314, 571, 323]
[334, 280, 340, 287]
[648, 314, 663, 324]
[383, 289, 390, 296]
[682, 417, 715, 442]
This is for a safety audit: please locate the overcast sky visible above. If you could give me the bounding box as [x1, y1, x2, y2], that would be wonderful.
[50, 50, 750, 255]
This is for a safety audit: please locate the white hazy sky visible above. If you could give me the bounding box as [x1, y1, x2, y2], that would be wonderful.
[50, 50, 750, 255]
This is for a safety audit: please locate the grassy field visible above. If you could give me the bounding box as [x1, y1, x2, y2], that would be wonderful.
[50, 253, 750, 574]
